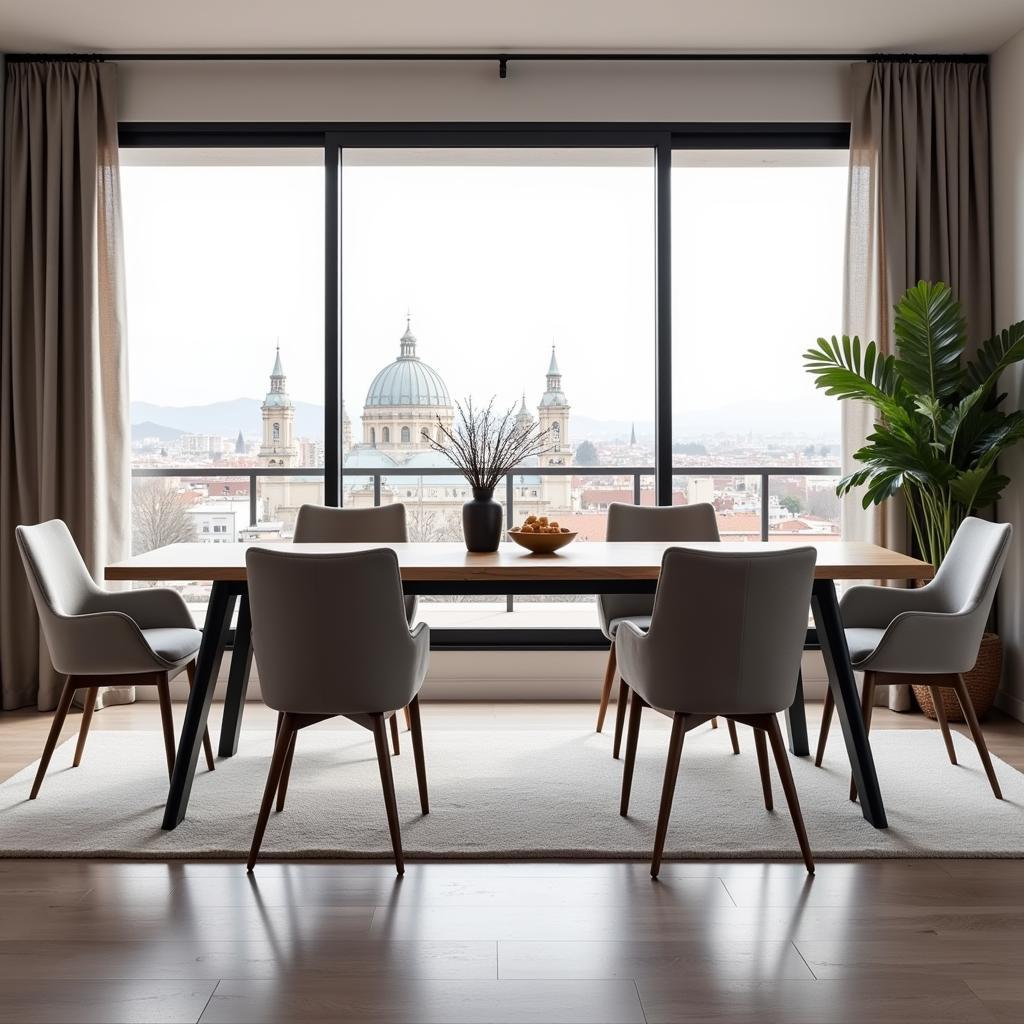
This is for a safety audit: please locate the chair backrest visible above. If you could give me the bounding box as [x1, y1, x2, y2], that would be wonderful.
[635, 545, 817, 715]
[292, 502, 416, 623]
[928, 515, 1012, 624]
[15, 519, 100, 623]
[293, 503, 409, 543]
[598, 502, 720, 632]
[246, 546, 421, 715]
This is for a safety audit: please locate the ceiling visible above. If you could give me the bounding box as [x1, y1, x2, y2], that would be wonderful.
[1, 0, 1023, 56]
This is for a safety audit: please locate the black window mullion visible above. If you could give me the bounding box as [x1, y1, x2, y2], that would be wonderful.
[324, 136, 341, 505]
[655, 137, 673, 505]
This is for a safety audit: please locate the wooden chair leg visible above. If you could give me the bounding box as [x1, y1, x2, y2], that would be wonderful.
[247, 714, 295, 872]
[815, 686, 834, 767]
[727, 719, 740, 755]
[408, 695, 429, 815]
[596, 644, 617, 733]
[612, 679, 629, 759]
[275, 729, 297, 813]
[73, 687, 99, 768]
[951, 673, 1003, 800]
[619, 692, 646, 816]
[403, 705, 412, 732]
[389, 713, 401, 756]
[155, 674, 176, 780]
[850, 672, 876, 802]
[651, 713, 686, 878]
[186, 661, 215, 772]
[930, 685, 957, 765]
[765, 715, 814, 874]
[29, 677, 78, 800]
[753, 725, 773, 810]
[371, 713, 405, 875]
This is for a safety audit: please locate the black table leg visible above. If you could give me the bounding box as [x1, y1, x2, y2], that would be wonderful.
[162, 581, 239, 830]
[785, 668, 810, 757]
[218, 589, 253, 758]
[811, 579, 888, 829]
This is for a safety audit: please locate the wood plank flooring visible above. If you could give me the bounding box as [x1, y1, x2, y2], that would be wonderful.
[0, 700, 1022, 1023]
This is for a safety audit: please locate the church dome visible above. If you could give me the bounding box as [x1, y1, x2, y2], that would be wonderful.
[364, 323, 452, 409]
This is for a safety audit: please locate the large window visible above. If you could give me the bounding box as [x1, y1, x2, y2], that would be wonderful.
[671, 149, 847, 540]
[119, 126, 847, 641]
[121, 148, 324, 614]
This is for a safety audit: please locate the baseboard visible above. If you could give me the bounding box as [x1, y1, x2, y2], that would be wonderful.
[995, 688, 1024, 723]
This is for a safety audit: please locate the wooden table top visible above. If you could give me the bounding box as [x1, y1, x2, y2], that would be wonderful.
[105, 540, 934, 583]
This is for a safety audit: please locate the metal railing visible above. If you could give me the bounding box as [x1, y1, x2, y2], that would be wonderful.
[131, 463, 842, 541]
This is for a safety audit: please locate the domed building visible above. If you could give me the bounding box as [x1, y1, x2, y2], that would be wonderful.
[361, 319, 454, 453]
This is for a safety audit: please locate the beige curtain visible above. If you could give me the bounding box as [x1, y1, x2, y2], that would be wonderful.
[0, 62, 129, 711]
[843, 60, 992, 709]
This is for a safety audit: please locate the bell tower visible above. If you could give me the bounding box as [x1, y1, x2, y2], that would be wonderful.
[259, 345, 298, 467]
[537, 345, 572, 510]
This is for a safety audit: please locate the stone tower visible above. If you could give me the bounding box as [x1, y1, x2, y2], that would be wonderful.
[259, 345, 298, 467]
[537, 345, 572, 511]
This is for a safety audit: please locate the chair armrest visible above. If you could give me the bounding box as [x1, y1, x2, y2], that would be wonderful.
[84, 587, 196, 630]
[865, 610, 982, 675]
[408, 621, 431, 691]
[614, 620, 648, 690]
[840, 583, 943, 628]
[46, 610, 169, 676]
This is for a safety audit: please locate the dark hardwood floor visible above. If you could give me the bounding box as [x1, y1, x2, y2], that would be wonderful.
[0, 700, 1022, 1023]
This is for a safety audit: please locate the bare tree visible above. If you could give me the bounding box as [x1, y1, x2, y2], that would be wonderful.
[405, 505, 463, 543]
[132, 478, 197, 554]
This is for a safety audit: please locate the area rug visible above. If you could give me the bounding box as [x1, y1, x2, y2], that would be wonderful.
[1, 726, 1022, 859]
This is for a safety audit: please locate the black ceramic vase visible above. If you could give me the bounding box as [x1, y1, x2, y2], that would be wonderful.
[462, 487, 503, 552]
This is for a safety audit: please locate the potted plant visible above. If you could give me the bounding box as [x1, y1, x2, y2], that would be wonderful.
[424, 398, 552, 553]
[804, 280, 1024, 719]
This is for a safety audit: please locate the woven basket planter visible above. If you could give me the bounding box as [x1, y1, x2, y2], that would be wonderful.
[907, 632, 1003, 722]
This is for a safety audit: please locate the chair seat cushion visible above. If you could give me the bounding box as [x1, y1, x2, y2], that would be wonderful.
[142, 627, 202, 665]
[609, 615, 652, 637]
[844, 627, 887, 667]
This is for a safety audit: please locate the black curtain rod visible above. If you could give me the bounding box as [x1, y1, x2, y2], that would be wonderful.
[4, 51, 990, 65]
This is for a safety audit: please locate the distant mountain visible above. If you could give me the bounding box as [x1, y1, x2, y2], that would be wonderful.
[572, 400, 837, 444]
[130, 399, 325, 441]
[131, 420, 184, 443]
[131, 397, 836, 448]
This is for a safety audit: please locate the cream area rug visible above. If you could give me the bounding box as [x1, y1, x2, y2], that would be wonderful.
[1, 726, 1022, 859]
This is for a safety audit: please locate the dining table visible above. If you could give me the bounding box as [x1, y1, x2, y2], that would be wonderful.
[105, 539, 934, 832]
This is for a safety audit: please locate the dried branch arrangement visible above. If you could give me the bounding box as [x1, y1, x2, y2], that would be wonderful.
[423, 397, 553, 492]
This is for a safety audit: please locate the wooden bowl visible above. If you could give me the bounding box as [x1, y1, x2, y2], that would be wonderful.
[507, 529, 577, 554]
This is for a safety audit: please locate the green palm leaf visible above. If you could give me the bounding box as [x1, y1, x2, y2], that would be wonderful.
[893, 281, 966, 401]
[964, 321, 1024, 395]
[803, 335, 905, 413]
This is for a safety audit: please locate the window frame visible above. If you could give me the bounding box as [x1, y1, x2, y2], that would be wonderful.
[119, 120, 849, 650]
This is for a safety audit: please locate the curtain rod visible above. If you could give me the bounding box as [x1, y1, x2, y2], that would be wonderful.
[5, 50, 991, 72]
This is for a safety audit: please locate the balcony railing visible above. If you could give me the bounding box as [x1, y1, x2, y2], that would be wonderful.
[131, 463, 842, 541]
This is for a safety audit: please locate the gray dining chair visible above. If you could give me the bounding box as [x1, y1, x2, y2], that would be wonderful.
[616, 545, 817, 876]
[596, 502, 738, 757]
[293, 502, 417, 754]
[815, 516, 1012, 800]
[15, 519, 214, 800]
[245, 545, 430, 874]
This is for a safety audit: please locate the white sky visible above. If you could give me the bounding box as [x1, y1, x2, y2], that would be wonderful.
[121, 148, 846, 438]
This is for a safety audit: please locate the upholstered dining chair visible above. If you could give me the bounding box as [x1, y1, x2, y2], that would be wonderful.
[15, 519, 214, 800]
[596, 502, 738, 757]
[616, 545, 817, 877]
[293, 502, 416, 755]
[815, 516, 1012, 800]
[245, 546, 430, 874]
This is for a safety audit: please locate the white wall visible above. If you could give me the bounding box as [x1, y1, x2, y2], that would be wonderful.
[118, 59, 849, 124]
[993, 29, 1024, 721]
[119, 57, 845, 699]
